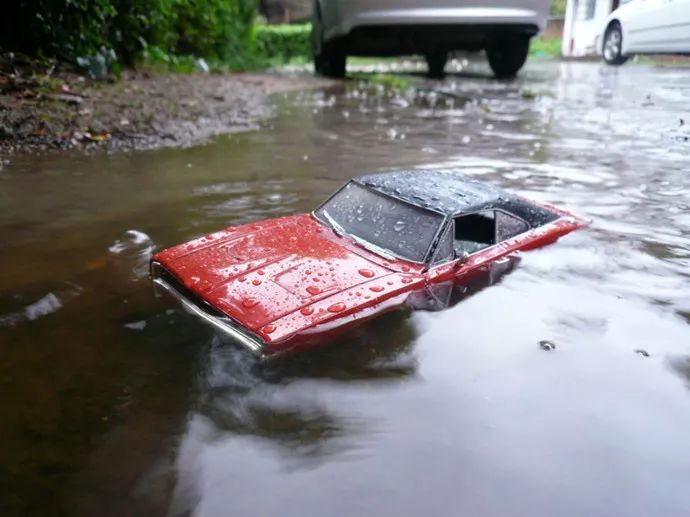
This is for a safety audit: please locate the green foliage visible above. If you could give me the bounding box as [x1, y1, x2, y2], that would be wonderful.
[529, 36, 562, 57]
[0, 0, 259, 72]
[254, 24, 311, 64]
[172, 0, 256, 62]
[550, 0, 567, 17]
[349, 72, 412, 90]
[1, 0, 116, 59]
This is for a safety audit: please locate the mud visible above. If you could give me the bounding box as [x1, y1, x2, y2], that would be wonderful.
[0, 64, 332, 154]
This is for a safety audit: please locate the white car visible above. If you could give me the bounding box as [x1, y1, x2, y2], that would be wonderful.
[311, 0, 549, 78]
[602, 0, 690, 65]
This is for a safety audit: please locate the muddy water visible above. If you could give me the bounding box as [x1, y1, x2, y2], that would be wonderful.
[1, 60, 690, 516]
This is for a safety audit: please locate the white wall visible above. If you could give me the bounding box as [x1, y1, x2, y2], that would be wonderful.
[562, 0, 615, 57]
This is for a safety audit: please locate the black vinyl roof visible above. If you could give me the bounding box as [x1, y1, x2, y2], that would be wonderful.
[354, 169, 559, 227]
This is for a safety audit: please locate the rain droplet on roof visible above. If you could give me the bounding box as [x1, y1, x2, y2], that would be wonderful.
[242, 298, 258, 308]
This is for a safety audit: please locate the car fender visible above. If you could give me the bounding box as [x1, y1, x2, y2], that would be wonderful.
[601, 0, 640, 55]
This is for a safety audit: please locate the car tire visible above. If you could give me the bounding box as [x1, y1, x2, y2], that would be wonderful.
[311, 3, 346, 78]
[425, 51, 448, 78]
[486, 34, 530, 79]
[314, 44, 346, 78]
[602, 23, 629, 66]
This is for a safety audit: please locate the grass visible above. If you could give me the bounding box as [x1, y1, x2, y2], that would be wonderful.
[529, 37, 562, 58]
[348, 72, 413, 89]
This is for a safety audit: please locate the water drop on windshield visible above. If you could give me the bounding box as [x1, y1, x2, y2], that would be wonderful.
[393, 220, 406, 232]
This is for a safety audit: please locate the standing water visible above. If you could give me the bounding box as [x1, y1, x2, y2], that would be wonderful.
[1, 61, 690, 516]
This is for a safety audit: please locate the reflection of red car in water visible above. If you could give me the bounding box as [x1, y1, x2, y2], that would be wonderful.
[151, 170, 587, 358]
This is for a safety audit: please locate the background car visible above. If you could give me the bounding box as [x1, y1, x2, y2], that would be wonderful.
[601, 0, 690, 65]
[311, 0, 550, 79]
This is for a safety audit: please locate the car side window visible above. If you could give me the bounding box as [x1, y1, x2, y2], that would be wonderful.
[495, 211, 530, 242]
[453, 210, 495, 256]
[431, 221, 454, 265]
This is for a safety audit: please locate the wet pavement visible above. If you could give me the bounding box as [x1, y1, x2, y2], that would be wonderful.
[1, 59, 690, 516]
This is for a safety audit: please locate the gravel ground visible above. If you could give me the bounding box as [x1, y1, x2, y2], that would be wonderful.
[0, 64, 332, 155]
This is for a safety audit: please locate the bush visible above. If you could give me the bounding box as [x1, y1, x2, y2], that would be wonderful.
[0, 0, 258, 70]
[254, 23, 311, 64]
[550, 0, 567, 17]
[172, 0, 256, 62]
[1, 0, 116, 60]
[529, 36, 562, 57]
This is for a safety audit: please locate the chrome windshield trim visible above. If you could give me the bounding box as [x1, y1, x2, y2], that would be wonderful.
[151, 269, 265, 356]
[321, 209, 347, 237]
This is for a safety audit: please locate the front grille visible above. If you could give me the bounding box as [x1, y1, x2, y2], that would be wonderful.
[151, 262, 228, 319]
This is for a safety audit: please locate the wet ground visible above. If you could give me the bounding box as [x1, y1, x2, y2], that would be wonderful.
[1, 59, 690, 516]
[0, 64, 332, 154]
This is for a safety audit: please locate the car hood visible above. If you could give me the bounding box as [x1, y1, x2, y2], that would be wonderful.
[153, 214, 404, 334]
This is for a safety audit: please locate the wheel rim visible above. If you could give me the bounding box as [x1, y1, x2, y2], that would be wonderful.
[604, 29, 621, 61]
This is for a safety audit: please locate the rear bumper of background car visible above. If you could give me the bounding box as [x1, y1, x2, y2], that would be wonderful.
[151, 261, 268, 358]
[326, 7, 547, 41]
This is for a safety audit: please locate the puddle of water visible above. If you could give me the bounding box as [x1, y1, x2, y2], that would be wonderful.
[1, 60, 689, 516]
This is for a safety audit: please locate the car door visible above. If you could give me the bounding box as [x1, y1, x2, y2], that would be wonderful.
[623, 0, 672, 52]
[667, 0, 690, 51]
[425, 209, 530, 284]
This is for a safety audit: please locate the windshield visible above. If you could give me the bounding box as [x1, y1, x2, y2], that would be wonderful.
[315, 182, 444, 263]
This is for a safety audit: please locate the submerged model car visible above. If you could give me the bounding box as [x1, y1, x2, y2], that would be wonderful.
[152, 170, 586, 358]
[311, 0, 550, 78]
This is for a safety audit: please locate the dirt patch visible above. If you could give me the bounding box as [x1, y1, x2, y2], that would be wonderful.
[0, 59, 333, 155]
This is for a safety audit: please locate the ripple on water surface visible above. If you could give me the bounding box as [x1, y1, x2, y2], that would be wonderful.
[0, 61, 689, 517]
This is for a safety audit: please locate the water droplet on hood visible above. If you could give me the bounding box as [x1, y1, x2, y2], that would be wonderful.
[242, 298, 258, 308]
[306, 286, 321, 295]
[300, 306, 314, 316]
[358, 268, 374, 278]
[328, 302, 346, 313]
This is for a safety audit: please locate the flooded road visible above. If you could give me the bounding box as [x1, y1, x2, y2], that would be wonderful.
[1, 60, 690, 516]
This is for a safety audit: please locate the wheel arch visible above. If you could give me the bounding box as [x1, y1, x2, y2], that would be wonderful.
[603, 18, 626, 54]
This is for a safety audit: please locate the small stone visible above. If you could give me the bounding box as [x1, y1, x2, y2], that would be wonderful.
[539, 340, 556, 351]
[124, 320, 146, 331]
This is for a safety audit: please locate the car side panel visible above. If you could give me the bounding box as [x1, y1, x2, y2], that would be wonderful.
[667, 0, 690, 52]
[620, 0, 672, 53]
[427, 216, 588, 286]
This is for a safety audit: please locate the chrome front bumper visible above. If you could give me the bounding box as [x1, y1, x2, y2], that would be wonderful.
[151, 262, 266, 357]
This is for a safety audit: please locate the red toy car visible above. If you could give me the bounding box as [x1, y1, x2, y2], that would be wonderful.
[151, 170, 587, 358]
